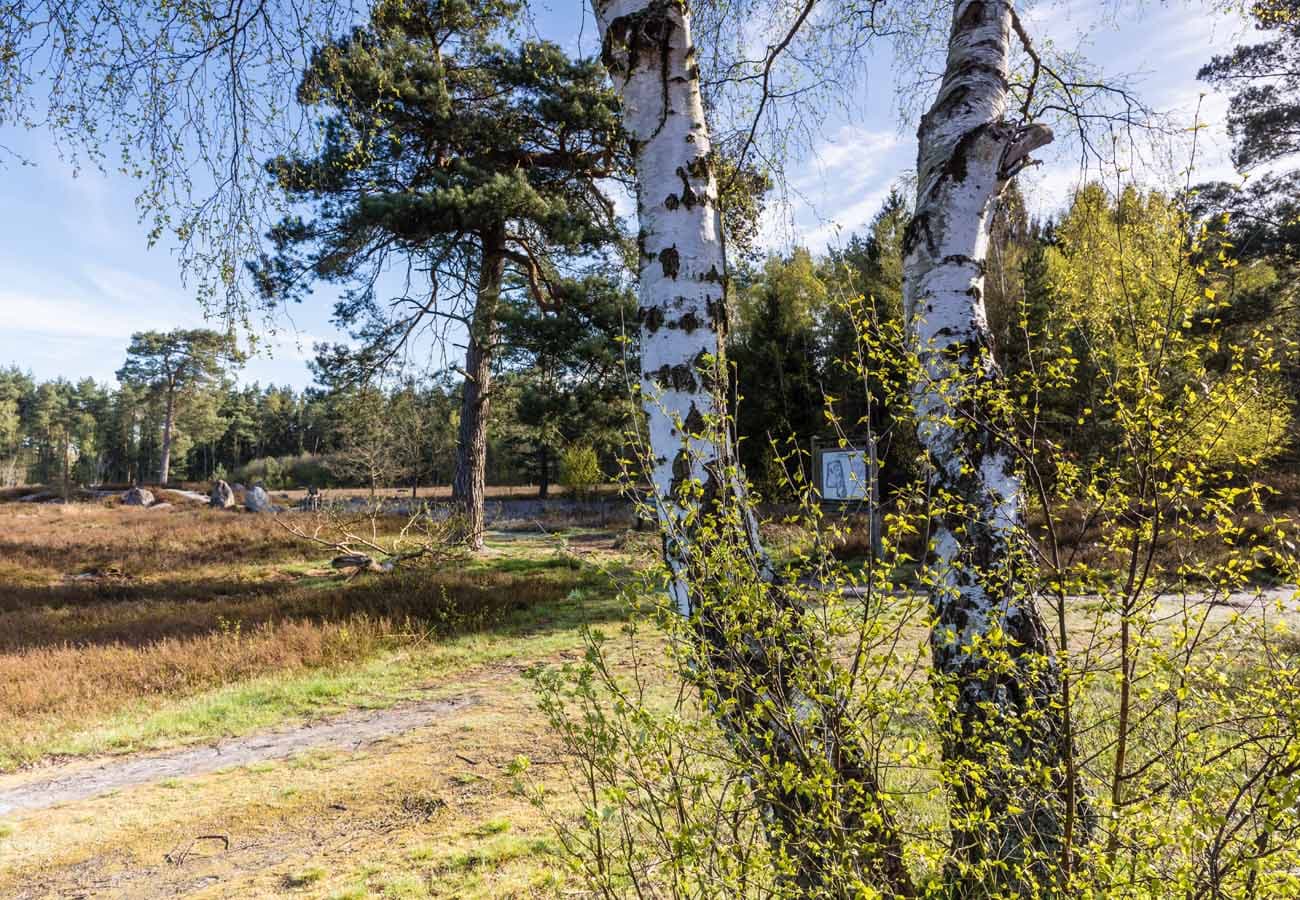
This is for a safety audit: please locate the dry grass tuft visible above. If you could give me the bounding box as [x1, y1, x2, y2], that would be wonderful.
[0, 502, 594, 770]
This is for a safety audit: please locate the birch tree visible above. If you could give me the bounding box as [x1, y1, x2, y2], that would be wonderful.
[902, 0, 1088, 884]
[592, 0, 912, 892]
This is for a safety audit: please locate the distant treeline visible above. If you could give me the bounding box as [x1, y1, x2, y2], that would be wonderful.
[3, 181, 1297, 498]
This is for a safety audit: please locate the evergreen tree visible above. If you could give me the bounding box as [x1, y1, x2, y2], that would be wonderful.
[497, 274, 636, 497]
[729, 249, 827, 497]
[255, 0, 623, 549]
[116, 329, 243, 484]
[819, 190, 919, 492]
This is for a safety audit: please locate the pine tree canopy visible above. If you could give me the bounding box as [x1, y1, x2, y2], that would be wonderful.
[252, 0, 626, 337]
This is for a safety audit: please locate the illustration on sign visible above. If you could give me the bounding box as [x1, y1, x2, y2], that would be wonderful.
[819, 449, 869, 501]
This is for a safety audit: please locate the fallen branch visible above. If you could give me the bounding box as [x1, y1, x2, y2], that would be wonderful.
[274, 496, 463, 576]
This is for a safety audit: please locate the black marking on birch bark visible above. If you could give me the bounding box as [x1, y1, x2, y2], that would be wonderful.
[637, 305, 665, 332]
[941, 254, 987, 276]
[601, 1, 676, 135]
[664, 194, 680, 210]
[659, 245, 681, 279]
[669, 448, 692, 497]
[923, 85, 971, 128]
[601, 2, 674, 76]
[636, 229, 649, 260]
[939, 122, 994, 184]
[700, 464, 723, 515]
[672, 310, 702, 332]
[685, 155, 710, 178]
[683, 402, 706, 435]
[673, 166, 701, 209]
[956, 0, 986, 29]
[692, 349, 719, 391]
[700, 264, 723, 283]
[902, 213, 935, 257]
[648, 363, 697, 392]
[706, 297, 727, 332]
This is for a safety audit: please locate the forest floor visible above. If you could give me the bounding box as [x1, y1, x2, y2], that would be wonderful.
[0, 494, 1295, 898]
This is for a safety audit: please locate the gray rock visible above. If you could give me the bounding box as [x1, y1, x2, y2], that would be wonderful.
[210, 479, 236, 509]
[123, 487, 155, 507]
[244, 485, 273, 513]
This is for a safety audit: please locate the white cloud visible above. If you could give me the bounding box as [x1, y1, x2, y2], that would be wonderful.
[767, 125, 910, 251]
[0, 289, 142, 340]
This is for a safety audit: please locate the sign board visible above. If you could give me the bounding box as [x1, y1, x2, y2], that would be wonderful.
[815, 445, 871, 502]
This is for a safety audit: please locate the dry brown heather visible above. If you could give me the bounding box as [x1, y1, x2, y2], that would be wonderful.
[0, 502, 594, 770]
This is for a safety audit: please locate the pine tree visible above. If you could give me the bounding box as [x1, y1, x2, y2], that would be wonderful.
[116, 329, 243, 484]
[255, 0, 623, 549]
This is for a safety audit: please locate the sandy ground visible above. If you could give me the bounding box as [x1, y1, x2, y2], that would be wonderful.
[0, 697, 477, 817]
[0, 663, 566, 899]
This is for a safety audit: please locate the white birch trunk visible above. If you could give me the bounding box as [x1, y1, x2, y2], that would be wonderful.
[593, 1, 912, 893]
[594, 0, 755, 613]
[903, 0, 1087, 881]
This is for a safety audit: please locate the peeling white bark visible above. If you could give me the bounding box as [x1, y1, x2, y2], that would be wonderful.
[593, 0, 912, 892]
[593, 0, 763, 613]
[903, 0, 1086, 877]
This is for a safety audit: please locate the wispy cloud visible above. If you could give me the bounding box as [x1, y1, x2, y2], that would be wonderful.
[772, 125, 910, 251]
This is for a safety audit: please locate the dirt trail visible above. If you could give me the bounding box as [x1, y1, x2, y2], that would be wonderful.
[0, 695, 478, 817]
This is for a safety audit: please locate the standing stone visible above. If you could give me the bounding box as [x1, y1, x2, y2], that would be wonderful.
[298, 485, 322, 511]
[210, 479, 236, 509]
[244, 484, 273, 513]
[123, 487, 155, 507]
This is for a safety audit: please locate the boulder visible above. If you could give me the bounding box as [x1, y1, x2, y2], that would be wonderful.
[210, 479, 236, 509]
[298, 485, 323, 511]
[123, 487, 155, 507]
[244, 484, 274, 513]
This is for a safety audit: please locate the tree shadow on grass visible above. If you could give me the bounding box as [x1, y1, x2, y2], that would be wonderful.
[0, 558, 632, 653]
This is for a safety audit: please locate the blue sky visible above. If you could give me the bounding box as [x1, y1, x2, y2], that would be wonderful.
[0, 0, 1252, 389]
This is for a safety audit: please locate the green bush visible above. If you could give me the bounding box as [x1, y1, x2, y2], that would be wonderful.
[558, 443, 601, 500]
[234, 453, 331, 489]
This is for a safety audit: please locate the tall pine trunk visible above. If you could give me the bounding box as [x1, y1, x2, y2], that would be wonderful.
[903, 0, 1088, 887]
[452, 229, 505, 552]
[159, 388, 175, 485]
[594, 0, 913, 893]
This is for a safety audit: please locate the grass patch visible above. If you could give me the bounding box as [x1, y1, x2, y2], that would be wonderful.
[328, 888, 372, 900]
[283, 866, 327, 888]
[441, 835, 554, 873]
[380, 874, 428, 898]
[0, 503, 626, 769]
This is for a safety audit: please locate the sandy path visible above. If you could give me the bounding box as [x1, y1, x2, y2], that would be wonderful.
[0, 695, 478, 817]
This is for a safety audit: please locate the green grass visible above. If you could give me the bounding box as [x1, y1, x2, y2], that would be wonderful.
[283, 866, 327, 888]
[327, 889, 372, 900]
[1, 543, 630, 770]
[441, 835, 554, 873]
[379, 874, 428, 898]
